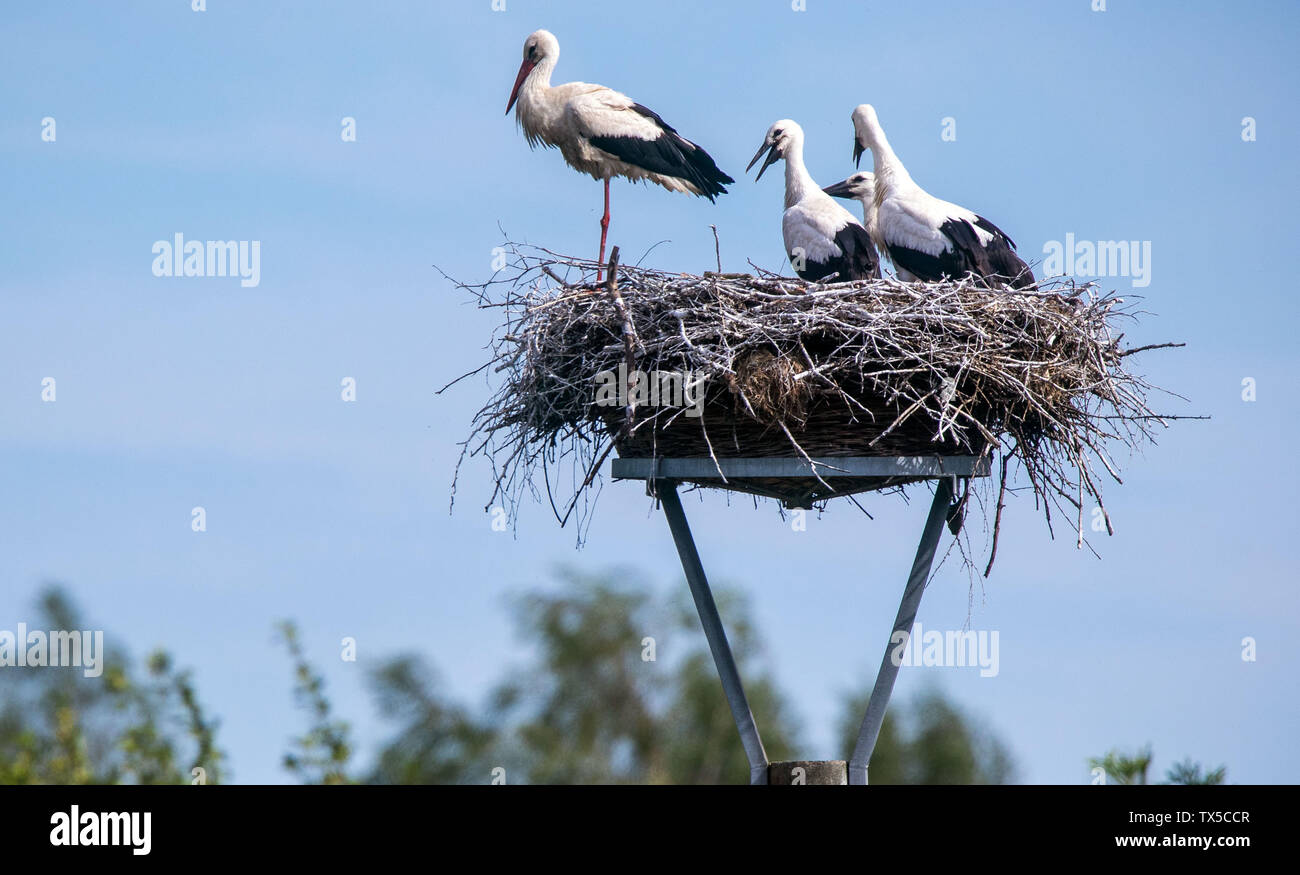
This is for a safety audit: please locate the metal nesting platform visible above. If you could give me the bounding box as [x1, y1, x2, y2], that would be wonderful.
[612, 454, 991, 785]
[612, 454, 989, 508]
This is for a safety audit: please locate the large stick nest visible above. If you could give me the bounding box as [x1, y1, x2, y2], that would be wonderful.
[445, 243, 1185, 575]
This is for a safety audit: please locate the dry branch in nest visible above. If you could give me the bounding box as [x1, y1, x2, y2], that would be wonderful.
[443, 242, 1186, 575]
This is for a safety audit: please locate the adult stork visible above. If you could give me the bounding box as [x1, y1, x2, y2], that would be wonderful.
[846, 104, 1036, 289]
[747, 120, 879, 282]
[505, 29, 733, 273]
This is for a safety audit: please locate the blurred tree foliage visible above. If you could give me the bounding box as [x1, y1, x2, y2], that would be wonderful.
[362, 568, 1007, 785]
[278, 621, 353, 785]
[1089, 744, 1154, 785]
[1089, 745, 1226, 785]
[363, 567, 800, 784]
[2, 572, 1046, 785]
[835, 686, 1015, 785]
[0, 588, 224, 784]
[1164, 758, 1227, 786]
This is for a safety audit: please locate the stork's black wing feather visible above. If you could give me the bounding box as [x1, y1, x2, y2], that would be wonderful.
[887, 234, 972, 283]
[835, 220, 881, 281]
[973, 215, 1016, 251]
[881, 205, 1035, 288]
[797, 221, 880, 282]
[587, 103, 733, 200]
[972, 215, 1036, 289]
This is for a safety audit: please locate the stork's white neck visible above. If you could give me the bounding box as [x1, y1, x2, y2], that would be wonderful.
[862, 118, 914, 197]
[522, 54, 558, 99]
[782, 139, 819, 210]
[516, 54, 561, 140]
[856, 194, 876, 225]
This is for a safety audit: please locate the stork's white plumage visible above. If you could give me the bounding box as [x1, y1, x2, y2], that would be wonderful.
[847, 104, 1035, 289]
[747, 120, 879, 283]
[505, 29, 733, 271]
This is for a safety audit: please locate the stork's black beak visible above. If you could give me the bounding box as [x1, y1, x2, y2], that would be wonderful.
[852, 138, 865, 169]
[821, 178, 854, 199]
[747, 140, 780, 181]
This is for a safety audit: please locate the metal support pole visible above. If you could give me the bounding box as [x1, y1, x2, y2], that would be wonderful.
[848, 477, 954, 785]
[656, 479, 770, 785]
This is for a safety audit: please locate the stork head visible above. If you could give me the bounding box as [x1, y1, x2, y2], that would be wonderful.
[746, 120, 802, 181]
[822, 171, 875, 202]
[851, 104, 881, 168]
[507, 30, 559, 114]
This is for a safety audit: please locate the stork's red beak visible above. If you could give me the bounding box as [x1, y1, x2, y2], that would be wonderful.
[506, 58, 536, 114]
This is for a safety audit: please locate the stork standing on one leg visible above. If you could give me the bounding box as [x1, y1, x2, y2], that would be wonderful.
[748, 120, 879, 282]
[505, 29, 734, 275]
[846, 104, 1036, 289]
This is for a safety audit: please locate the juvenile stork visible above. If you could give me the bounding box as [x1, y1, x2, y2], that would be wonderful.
[505, 29, 733, 272]
[747, 120, 879, 282]
[820, 170, 881, 261]
[847, 104, 1035, 289]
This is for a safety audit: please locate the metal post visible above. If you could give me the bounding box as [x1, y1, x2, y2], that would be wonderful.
[656, 479, 770, 785]
[848, 477, 953, 785]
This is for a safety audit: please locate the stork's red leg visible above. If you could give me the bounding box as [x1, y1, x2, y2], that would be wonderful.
[597, 178, 610, 283]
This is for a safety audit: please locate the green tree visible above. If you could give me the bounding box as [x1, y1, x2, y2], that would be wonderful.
[0, 587, 226, 784]
[1165, 758, 1227, 785]
[366, 567, 799, 784]
[4, 575, 1020, 787]
[1089, 745, 1153, 785]
[278, 621, 353, 785]
[1088, 746, 1226, 785]
[836, 686, 1015, 784]
[488, 569, 667, 784]
[834, 688, 908, 784]
[657, 586, 799, 784]
[366, 655, 495, 784]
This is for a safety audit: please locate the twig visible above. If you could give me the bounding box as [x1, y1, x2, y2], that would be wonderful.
[605, 246, 637, 438]
[1120, 341, 1186, 357]
[983, 451, 1009, 578]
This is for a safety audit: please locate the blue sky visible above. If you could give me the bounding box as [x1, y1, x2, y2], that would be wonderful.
[1, 0, 1297, 783]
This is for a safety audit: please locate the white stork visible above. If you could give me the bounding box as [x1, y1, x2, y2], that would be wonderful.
[505, 29, 733, 273]
[847, 104, 1035, 289]
[747, 120, 879, 283]
[820, 170, 881, 261]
